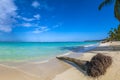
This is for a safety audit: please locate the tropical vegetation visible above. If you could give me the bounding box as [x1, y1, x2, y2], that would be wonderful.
[99, 0, 120, 41]
[99, 0, 120, 21]
[108, 25, 120, 41]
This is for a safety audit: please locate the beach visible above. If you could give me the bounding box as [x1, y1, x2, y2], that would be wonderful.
[0, 41, 120, 80]
[0, 0, 119, 79]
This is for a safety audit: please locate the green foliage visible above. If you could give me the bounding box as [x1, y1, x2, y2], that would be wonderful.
[108, 25, 120, 41]
[98, 0, 113, 10]
[99, 0, 120, 21]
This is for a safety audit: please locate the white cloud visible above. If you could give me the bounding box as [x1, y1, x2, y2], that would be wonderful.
[17, 14, 40, 22]
[22, 23, 32, 27]
[32, 1, 40, 8]
[53, 24, 60, 28]
[0, 25, 12, 32]
[32, 23, 62, 34]
[0, 0, 17, 32]
[22, 17, 35, 22]
[32, 1, 53, 11]
[17, 16, 35, 22]
[53, 23, 62, 28]
[34, 14, 40, 20]
[33, 26, 50, 34]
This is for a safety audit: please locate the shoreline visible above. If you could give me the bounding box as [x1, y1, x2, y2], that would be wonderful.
[0, 41, 119, 80]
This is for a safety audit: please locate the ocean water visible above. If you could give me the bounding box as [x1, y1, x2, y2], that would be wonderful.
[0, 41, 99, 62]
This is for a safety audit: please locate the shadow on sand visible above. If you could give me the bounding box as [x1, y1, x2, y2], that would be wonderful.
[92, 45, 120, 51]
[60, 59, 87, 75]
[60, 46, 85, 53]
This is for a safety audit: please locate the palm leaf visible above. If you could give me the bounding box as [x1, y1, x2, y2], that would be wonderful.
[98, 0, 113, 10]
[114, 0, 120, 21]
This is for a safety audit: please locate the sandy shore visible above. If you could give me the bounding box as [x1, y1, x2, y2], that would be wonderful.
[0, 41, 120, 80]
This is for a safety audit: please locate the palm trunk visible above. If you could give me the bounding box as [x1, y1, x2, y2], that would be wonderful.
[56, 56, 88, 71]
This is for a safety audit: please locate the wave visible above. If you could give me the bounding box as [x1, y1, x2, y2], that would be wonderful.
[31, 60, 49, 64]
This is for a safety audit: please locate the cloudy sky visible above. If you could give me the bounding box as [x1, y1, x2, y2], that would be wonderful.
[0, 0, 119, 42]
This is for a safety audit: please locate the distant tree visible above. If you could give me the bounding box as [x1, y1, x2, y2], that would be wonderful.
[108, 25, 120, 41]
[108, 28, 115, 41]
[113, 28, 118, 40]
[99, 0, 120, 21]
[116, 25, 120, 40]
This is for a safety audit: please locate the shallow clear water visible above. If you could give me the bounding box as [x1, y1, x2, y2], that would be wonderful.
[0, 41, 99, 62]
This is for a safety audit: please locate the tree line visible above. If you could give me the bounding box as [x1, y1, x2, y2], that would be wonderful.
[107, 25, 120, 41]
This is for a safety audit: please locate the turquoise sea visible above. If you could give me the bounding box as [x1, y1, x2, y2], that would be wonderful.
[0, 41, 99, 62]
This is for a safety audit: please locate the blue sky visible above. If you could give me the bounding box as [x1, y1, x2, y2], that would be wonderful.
[0, 0, 119, 42]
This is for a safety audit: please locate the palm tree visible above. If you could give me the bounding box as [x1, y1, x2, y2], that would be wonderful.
[99, 0, 120, 21]
[113, 28, 118, 40]
[107, 25, 120, 41]
[116, 25, 120, 40]
[108, 29, 115, 41]
[99, 0, 120, 41]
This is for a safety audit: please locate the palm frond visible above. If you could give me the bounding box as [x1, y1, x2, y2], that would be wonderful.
[114, 0, 120, 21]
[98, 0, 113, 10]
